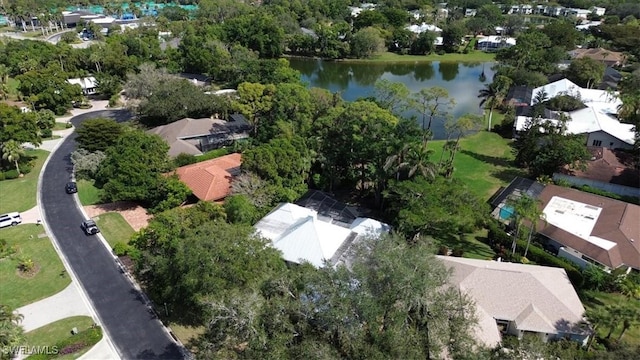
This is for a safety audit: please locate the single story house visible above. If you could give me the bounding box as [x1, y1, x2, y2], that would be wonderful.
[514, 107, 635, 150]
[491, 178, 640, 271]
[173, 153, 241, 202]
[67, 76, 98, 95]
[147, 115, 251, 157]
[476, 36, 516, 52]
[530, 78, 621, 115]
[254, 197, 390, 268]
[440, 256, 589, 347]
[570, 48, 626, 67]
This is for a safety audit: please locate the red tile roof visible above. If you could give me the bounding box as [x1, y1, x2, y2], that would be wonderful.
[175, 153, 242, 201]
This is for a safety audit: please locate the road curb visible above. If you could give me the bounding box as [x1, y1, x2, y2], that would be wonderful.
[37, 130, 122, 360]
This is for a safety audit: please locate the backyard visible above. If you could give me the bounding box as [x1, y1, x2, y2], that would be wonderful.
[0, 224, 70, 308]
[581, 290, 640, 347]
[428, 130, 525, 200]
[0, 149, 49, 214]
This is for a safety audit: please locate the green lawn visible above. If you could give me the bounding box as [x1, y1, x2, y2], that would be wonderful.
[0, 224, 70, 308]
[7, 77, 20, 99]
[94, 212, 135, 248]
[24, 316, 94, 347]
[429, 229, 496, 260]
[0, 149, 49, 213]
[581, 291, 640, 346]
[169, 323, 205, 352]
[428, 131, 526, 200]
[77, 179, 102, 206]
[350, 51, 496, 63]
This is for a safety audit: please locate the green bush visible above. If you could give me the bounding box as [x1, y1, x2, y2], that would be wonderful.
[112, 242, 129, 256]
[173, 153, 198, 167]
[3, 169, 19, 179]
[41, 128, 53, 138]
[198, 147, 231, 162]
[0, 172, 4, 181]
[65, 122, 73, 129]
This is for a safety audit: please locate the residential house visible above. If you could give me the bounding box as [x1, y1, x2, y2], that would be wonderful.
[570, 48, 627, 67]
[67, 77, 98, 95]
[476, 36, 516, 51]
[590, 6, 606, 16]
[440, 256, 590, 347]
[530, 78, 621, 115]
[514, 107, 635, 150]
[554, 147, 640, 197]
[173, 153, 241, 202]
[254, 192, 390, 268]
[464, 8, 477, 17]
[491, 178, 640, 271]
[405, 23, 442, 34]
[147, 115, 251, 157]
[348, 3, 377, 17]
[575, 21, 602, 31]
[566, 8, 591, 20]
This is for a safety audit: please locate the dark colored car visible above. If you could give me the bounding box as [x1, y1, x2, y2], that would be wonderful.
[66, 182, 78, 194]
[81, 219, 100, 235]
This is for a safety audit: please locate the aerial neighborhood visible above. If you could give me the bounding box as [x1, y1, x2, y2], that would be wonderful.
[1, 0, 639, 359]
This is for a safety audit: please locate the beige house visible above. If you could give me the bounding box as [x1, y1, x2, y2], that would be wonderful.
[439, 256, 590, 347]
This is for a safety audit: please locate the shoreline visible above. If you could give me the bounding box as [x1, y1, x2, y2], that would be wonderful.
[284, 51, 496, 64]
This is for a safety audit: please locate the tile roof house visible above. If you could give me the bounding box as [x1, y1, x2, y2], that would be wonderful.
[536, 185, 640, 271]
[439, 256, 589, 347]
[173, 153, 241, 202]
[492, 178, 640, 271]
[557, 147, 640, 191]
[147, 115, 250, 157]
[254, 202, 390, 268]
[570, 48, 627, 67]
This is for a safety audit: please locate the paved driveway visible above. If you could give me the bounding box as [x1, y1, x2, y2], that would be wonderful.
[40, 110, 185, 359]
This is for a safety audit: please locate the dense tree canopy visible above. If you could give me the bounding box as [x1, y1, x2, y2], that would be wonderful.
[75, 118, 125, 152]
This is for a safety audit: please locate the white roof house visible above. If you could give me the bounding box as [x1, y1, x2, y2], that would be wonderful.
[67, 77, 98, 95]
[439, 256, 589, 347]
[531, 78, 621, 115]
[405, 23, 442, 34]
[515, 107, 635, 149]
[254, 203, 390, 268]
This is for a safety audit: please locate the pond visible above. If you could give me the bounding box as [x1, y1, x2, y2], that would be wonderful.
[288, 58, 496, 140]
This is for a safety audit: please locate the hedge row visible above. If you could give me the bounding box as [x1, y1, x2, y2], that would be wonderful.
[0, 165, 33, 181]
[486, 221, 584, 289]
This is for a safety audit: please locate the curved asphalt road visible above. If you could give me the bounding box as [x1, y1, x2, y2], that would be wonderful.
[41, 110, 185, 360]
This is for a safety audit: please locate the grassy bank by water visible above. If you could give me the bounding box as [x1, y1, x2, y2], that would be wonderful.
[347, 51, 496, 63]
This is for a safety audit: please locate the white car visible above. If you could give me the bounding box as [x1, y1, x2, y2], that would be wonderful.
[0, 212, 22, 228]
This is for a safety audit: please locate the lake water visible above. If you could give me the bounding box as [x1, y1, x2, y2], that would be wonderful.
[288, 58, 496, 139]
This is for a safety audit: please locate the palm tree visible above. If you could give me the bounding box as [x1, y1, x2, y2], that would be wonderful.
[1, 140, 25, 174]
[478, 75, 512, 131]
[506, 194, 538, 256]
[384, 142, 436, 181]
[617, 304, 640, 341]
[0, 304, 24, 348]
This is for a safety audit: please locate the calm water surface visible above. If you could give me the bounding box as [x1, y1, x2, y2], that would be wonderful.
[288, 58, 496, 139]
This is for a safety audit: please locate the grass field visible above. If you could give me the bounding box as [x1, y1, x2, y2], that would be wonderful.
[349, 51, 496, 63]
[0, 224, 70, 308]
[94, 212, 135, 247]
[581, 290, 640, 346]
[428, 131, 526, 200]
[52, 122, 71, 131]
[0, 149, 49, 214]
[24, 316, 94, 347]
[77, 179, 102, 206]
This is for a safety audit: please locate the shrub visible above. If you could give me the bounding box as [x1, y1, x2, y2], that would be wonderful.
[113, 242, 129, 256]
[173, 153, 198, 167]
[0, 172, 4, 181]
[41, 128, 53, 138]
[18, 257, 35, 272]
[436, 49, 446, 55]
[108, 94, 120, 108]
[452, 247, 464, 257]
[3, 170, 19, 179]
[438, 245, 449, 255]
[65, 122, 73, 129]
[0, 239, 17, 259]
